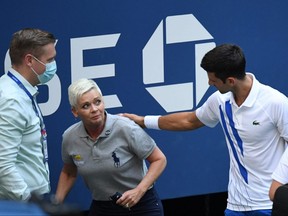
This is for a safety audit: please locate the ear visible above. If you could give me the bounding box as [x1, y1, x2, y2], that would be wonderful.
[71, 107, 78, 117]
[226, 77, 235, 85]
[24, 54, 33, 67]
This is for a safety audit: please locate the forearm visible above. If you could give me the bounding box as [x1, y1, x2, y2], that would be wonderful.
[145, 112, 203, 131]
[137, 147, 167, 193]
[159, 113, 193, 130]
[137, 160, 166, 192]
[55, 167, 77, 203]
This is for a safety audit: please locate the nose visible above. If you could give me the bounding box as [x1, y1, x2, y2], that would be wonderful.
[91, 104, 98, 111]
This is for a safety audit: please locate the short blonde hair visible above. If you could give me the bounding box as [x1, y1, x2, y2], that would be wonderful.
[68, 78, 102, 108]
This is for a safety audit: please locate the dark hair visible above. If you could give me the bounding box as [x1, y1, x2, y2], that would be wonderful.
[200, 44, 246, 82]
[9, 28, 56, 66]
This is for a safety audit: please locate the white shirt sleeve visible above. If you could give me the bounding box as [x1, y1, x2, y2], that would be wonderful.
[0, 98, 31, 200]
[196, 91, 221, 128]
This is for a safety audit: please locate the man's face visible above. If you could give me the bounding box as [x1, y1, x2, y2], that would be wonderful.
[33, 43, 57, 75]
[207, 72, 231, 94]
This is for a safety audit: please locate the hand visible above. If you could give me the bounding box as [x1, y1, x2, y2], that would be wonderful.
[120, 113, 145, 128]
[116, 188, 145, 209]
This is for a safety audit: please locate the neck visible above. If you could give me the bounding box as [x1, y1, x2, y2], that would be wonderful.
[233, 74, 253, 106]
[12, 65, 39, 86]
[85, 122, 105, 141]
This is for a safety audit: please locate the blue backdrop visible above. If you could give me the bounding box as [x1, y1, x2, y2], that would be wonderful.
[1, 0, 288, 210]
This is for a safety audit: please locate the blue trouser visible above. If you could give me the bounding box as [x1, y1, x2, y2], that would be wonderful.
[225, 208, 271, 216]
[88, 187, 164, 216]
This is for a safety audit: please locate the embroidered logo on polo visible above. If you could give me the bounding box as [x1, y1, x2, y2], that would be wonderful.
[74, 154, 82, 160]
[252, 120, 260, 125]
[73, 154, 84, 166]
[112, 151, 120, 167]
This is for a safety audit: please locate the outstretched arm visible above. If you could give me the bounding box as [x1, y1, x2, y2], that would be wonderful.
[122, 111, 204, 131]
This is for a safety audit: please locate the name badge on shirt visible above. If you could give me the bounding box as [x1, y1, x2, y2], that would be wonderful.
[41, 127, 48, 163]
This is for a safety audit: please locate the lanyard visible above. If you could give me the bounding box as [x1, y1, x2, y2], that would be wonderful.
[7, 71, 49, 163]
[7, 71, 41, 118]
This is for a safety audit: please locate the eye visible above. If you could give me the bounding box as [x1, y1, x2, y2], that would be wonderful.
[82, 103, 90, 109]
[94, 99, 102, 106]
[47, 57, 55, 63]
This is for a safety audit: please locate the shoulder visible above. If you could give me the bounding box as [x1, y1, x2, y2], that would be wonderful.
[107, 113, 139, 128]
[252, 73, 287, 101]
[106, 113, 146, 138]
[0, 76, 23, 100]
[259, 83, 288, 104]
[0, 80, 30, 116]
[63, 122, 82, 137]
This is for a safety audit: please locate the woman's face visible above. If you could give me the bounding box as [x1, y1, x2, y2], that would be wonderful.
[72, 88, 105, 128]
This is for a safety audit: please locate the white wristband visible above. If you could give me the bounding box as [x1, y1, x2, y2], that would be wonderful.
[144, 115, 161, 130]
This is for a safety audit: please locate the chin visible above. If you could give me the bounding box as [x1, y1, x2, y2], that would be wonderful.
[219, 90, 228, 94]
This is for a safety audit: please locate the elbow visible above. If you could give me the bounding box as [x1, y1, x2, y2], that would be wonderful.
[156, 156, 167, 174]
[161, 156, 167, 171]
[269, 180, 284, 202]
[164, 156, 167, 168]
[269, 191, 274, 201]
[269, 185, 276, 201]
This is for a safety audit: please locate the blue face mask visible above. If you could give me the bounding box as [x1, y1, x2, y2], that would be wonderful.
[31, 56, 57, 84]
